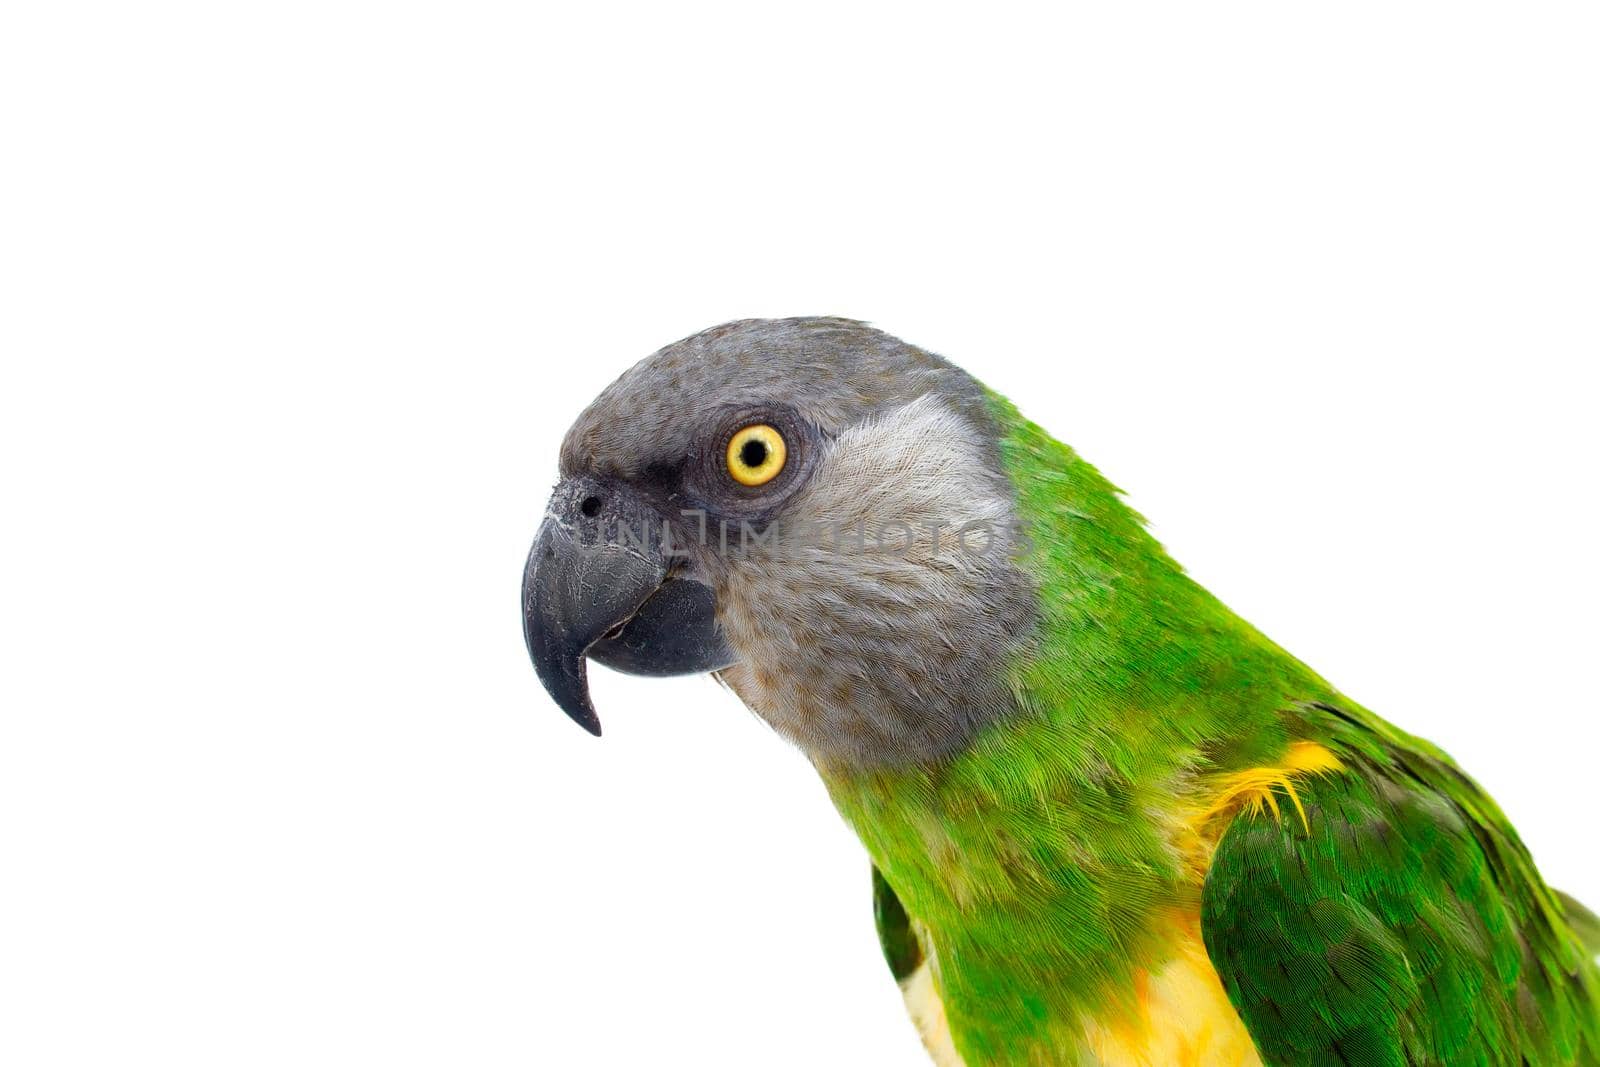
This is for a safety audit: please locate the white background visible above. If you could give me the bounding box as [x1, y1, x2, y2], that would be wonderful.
[3, 3, 1597, 1064]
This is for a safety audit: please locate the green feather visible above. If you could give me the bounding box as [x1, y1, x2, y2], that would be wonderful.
[1204, 704, 1600, 1065]
[873, 865, 925, 983]
[827, 392, 1599, 1064]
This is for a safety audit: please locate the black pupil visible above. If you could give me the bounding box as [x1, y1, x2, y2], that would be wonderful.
[740, 439, 769, 468]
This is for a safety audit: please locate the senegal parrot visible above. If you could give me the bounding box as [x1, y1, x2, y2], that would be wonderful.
[522, 318, 1600, 1066]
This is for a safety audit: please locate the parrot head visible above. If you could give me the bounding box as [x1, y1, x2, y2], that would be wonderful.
[522, 317, 1034, 769]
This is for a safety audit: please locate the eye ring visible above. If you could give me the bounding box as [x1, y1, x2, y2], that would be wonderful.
[725, 424, 787, 487]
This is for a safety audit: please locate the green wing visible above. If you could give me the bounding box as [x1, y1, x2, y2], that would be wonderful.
[1201, 703, 1600, 1066]
[872, 864, 924, 983]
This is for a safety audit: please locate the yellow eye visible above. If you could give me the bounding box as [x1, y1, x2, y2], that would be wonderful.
[725, 424, 787, 487]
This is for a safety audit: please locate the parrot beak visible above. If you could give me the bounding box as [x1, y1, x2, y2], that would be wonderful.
[521, 478, 737, 735]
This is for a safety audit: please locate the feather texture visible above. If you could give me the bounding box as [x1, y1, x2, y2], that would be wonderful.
[837, 394, 1600, 1064]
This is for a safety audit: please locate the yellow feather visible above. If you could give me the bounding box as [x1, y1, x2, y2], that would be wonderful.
[1194, 741, 1343, 836]
[1079, 923, 1262, 1067]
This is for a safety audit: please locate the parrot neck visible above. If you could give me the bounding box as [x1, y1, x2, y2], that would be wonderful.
[818, 394, 1340, 1060]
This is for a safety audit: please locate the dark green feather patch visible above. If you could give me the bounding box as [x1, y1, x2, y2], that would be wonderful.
[1202, 703, 1600, 1067]
[873, 865, 925, 983]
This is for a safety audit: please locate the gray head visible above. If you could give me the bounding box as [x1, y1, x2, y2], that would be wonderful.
[523, 317, 1035, 770]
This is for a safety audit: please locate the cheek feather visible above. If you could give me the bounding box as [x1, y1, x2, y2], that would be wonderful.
[707, 396, 1036, 770]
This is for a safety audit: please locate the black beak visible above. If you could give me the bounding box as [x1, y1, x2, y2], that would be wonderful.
[521, 478, 736, 735]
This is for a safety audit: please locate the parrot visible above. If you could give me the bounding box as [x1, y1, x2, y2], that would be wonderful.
[521, 317, 1600, 1066]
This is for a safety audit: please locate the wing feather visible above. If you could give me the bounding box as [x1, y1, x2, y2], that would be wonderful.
[1201, 703, 1600, 1066]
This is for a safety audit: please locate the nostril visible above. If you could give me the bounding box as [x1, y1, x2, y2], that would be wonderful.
[580, 495, 603, 518]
